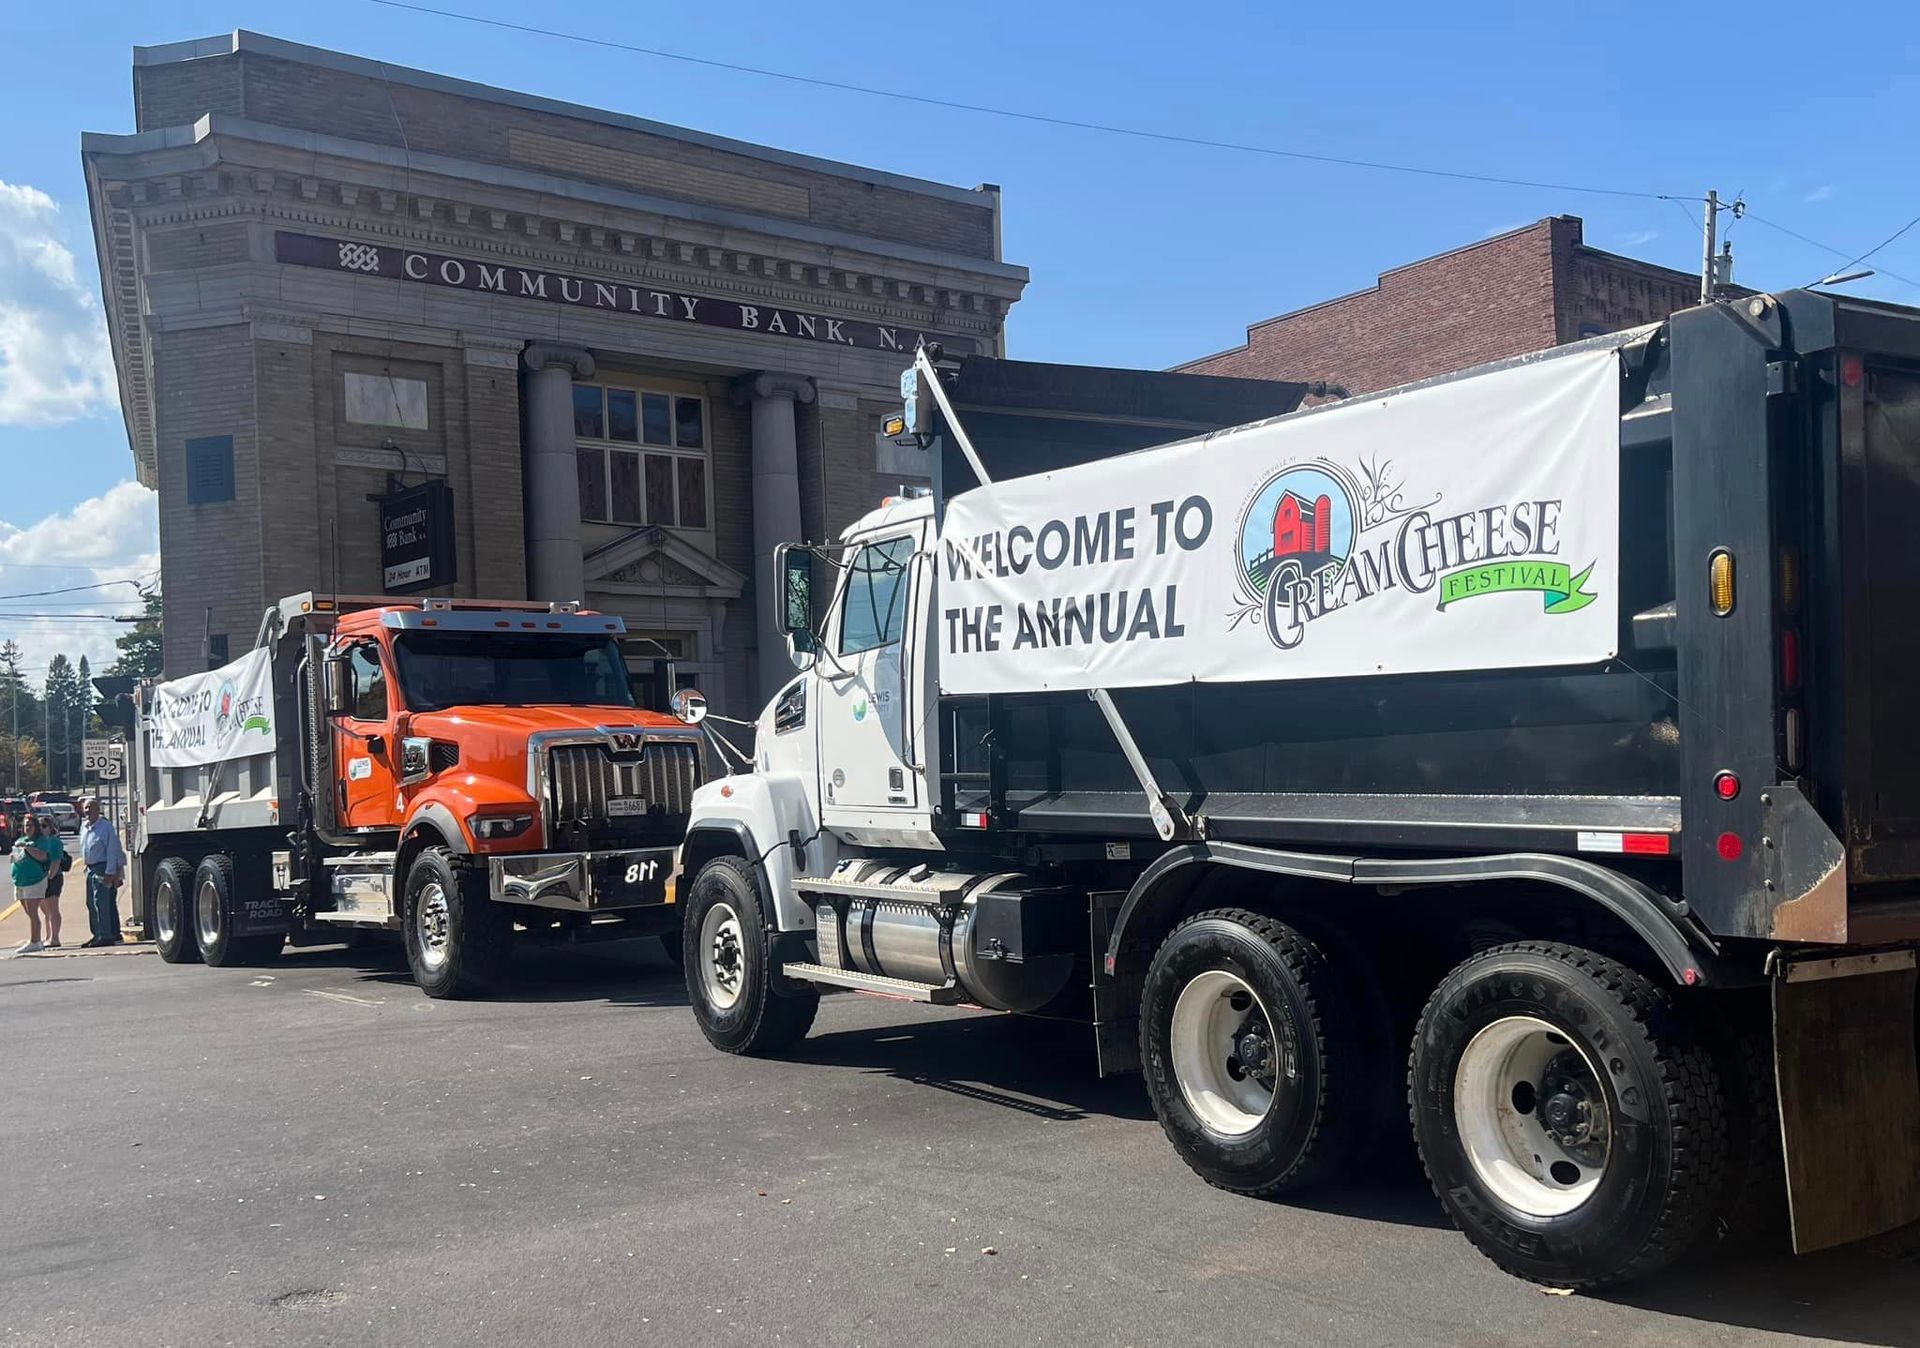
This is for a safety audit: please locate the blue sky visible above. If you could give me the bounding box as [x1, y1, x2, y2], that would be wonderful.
[3, 0, 1917, 677]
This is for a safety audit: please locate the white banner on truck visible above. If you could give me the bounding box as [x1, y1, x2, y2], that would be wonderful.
[147, 647, 276, 768]
[937, 346, 1622, 695]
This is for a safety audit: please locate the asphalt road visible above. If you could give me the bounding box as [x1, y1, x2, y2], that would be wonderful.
[2, 940, 1916, 1348]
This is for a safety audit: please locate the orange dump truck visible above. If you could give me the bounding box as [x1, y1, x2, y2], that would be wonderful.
[132, 593, 708, 996]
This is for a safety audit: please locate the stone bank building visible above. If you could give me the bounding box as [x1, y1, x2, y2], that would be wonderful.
[83, 31, 1025, 709]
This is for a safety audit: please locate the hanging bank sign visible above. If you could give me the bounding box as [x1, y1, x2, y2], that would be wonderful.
[274, 232, 977, 355]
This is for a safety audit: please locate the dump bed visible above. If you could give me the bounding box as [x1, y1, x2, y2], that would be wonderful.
[926, 292, 1920, 948]
[135, 635, 300, 842]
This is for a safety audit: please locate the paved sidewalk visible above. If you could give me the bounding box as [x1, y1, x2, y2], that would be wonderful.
[1, 863, 148, 958]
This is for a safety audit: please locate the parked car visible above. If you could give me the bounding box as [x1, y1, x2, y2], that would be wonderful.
[33, 804, 79, 838]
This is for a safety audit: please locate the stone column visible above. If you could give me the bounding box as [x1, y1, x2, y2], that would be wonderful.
[521, 342, 595, 603]
[736, 371, 815, 701]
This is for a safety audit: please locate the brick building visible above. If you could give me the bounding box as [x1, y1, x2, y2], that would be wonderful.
[83, 31, 1025, 710]
[1180, 215, 1699, 394]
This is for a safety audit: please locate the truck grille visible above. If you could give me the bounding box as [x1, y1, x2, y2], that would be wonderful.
[544, 738, 702, 850]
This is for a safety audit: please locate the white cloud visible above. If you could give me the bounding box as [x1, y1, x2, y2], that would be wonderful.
[1620, 229, 1660, 248]
[0, 481, 158, 684]
[1804, 184, 1835, 204]
[0, 180, 118, 428]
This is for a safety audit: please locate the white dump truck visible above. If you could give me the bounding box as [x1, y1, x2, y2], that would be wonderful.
[674, 293, 1920, 1289]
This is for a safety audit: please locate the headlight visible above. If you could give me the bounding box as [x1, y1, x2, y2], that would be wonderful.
[469, 813, 534, 840]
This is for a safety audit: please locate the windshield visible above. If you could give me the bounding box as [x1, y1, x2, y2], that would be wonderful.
[392, 631, 636, 713]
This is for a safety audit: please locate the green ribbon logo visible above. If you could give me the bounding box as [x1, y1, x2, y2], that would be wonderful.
[241, 715, 272, 735]
[1437, 560, 1598, 614]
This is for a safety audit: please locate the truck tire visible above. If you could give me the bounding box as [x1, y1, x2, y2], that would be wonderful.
[151, 857, 200, 965]
[402, 846, 511, 998]
[1408, 942, 1730, 1289]
[1140, 908, 1382, 1197]
[683, 855, 816, 1055]
[192, 854, 283, 967]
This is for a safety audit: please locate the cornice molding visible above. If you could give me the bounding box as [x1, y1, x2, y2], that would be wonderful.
[117, 180, 1005, 335]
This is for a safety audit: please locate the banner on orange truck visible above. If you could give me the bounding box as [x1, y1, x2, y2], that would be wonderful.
[936, 344, 1624, 695]
[146, 647, 277, 768]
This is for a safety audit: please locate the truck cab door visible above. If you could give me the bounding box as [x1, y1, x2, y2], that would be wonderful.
[332, 639, 401, 830]
[815, 523, 934, 843]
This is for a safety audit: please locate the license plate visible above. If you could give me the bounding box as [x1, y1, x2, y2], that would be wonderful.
[606, 797, 650, 816]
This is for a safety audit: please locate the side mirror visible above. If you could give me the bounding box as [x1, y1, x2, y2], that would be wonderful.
[779, 545, 817, 653]
[669, 688, 708, 725]
[785, 631, 816, 672]
[324, 652, 353, 718]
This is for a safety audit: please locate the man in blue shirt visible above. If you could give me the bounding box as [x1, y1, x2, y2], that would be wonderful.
[77, 798, 126, 949]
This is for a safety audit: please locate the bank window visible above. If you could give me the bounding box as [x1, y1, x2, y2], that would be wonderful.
[839, 536, 914, 656]
[573, 386, 604, 438]
[573, 382, 710, 530]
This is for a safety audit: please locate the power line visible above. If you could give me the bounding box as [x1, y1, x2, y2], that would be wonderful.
[0, 579, 144, 602]
[1806, 206, 1920, 286]
[0, 618, 141, 629]
[367, 0, 1689, 202]
[1742, 210, 1920, 291]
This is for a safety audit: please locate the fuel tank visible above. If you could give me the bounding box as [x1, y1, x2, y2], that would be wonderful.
[811, 861, 1077, 1013]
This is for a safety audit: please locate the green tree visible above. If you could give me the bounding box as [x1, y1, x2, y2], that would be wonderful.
[0, 641, 43, 792]
[0, 733, 47, 793]
[78, 654, 96, 739]
[105, 589, 163, 681]
[44, 655, 83, 789]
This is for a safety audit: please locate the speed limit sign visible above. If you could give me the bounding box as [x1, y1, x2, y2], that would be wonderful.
[84, 738, 123, 780]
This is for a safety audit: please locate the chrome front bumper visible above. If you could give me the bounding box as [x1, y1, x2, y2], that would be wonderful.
[487, 846, 678, 912]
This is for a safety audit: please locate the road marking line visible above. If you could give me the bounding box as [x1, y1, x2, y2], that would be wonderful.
[303, 988, 384, 1008]
[0, 902, 20, 924]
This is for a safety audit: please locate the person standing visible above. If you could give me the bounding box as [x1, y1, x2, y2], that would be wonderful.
[41, 817, 68, 949]
[10, 814, 54, 955]
[77, 798, 125, 948]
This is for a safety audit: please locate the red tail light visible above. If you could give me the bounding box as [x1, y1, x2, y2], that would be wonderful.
[1781, 630, 1801, 691]
[1716, 832, 1745, 861]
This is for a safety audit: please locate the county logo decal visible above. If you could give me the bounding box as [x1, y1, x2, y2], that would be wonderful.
[851, 696, 869, 723]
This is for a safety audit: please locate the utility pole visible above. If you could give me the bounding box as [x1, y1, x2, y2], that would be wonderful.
[1700, 189, 1720, 305]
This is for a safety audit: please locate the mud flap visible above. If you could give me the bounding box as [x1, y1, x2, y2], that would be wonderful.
[1089, 891, 1139, 1077]
[1773, 948, 1920, 1251]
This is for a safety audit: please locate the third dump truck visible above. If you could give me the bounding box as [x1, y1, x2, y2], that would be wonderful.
[134, 594, 707, 996]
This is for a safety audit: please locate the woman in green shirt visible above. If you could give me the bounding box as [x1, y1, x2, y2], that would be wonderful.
[10, 813, 62, 955]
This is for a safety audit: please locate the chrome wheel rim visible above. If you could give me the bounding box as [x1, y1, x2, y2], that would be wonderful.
[154, 879, 179, 946]
[415, 881, 451, 974]
[699, 901, 745, 1011]
[1454, 1015, 1612, 1218]
[195, 877, 221, 949]
[1169, 969, 1284, 1137]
